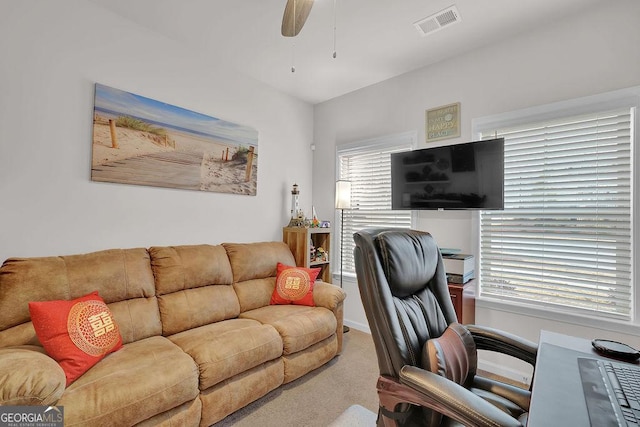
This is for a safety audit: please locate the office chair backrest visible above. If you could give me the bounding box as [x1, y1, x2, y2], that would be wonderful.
[354, 228, 459, 379]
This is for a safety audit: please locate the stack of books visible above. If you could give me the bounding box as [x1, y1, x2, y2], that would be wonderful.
[442, 253, 474, 284]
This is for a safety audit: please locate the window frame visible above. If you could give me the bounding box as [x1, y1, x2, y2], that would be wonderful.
[334, 131, 417, 278]
[472, 86, 640, 331]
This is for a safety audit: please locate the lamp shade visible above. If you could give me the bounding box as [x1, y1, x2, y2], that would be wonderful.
[335, 180, 351, 209]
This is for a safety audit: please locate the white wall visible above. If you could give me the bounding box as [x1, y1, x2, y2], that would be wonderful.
[313, 0, 640, 380]
[3, 0, 640, 381]
[0, 0, 315, 262]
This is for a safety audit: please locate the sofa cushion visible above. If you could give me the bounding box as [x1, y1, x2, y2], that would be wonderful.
[0, 248, 160, 348]
[282, 335, 338, 383]
[157, 286, 241, 336]
[0, 346, 66, 406]
[57, 336, 199, 426]
[149, 245, 233, 295]
[240, 305, 337, 355]
[200, 359, 284, 426]
[233, 277, 275, 312]
[29, 291, 123, 385]
[168, 318, 283, 390]
[107, 296, 162, 344]
[135, 398, 202, 427]
[149, 245, 239, 335]
[223, 242, 296, 283]
[270, 263, 320, 306]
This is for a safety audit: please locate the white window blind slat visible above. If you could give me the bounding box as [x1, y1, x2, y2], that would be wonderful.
[337, 136, 413, 273]
[479, 107, 633, 320]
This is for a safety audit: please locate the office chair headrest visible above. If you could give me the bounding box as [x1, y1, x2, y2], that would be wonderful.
[376, 230, 439, 298]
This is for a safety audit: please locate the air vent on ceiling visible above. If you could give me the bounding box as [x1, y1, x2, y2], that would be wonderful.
[414, 5, 461, 36]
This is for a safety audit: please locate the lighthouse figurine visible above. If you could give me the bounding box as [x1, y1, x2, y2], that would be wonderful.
[287, 184, 304, 227]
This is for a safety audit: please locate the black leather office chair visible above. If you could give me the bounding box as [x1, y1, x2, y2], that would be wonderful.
[353, 228, 538, 427]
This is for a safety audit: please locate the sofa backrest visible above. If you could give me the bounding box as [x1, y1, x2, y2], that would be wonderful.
[149, 244, 237, 336]
[0, 241, 300, 347]
[223, 241, 296, 312]
[0, 248, 161, 348]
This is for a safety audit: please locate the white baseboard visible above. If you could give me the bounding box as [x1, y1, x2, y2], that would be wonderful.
[344, 319, 370, 334]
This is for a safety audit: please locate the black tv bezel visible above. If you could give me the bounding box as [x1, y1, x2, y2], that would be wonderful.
[391, 138, 504, 211]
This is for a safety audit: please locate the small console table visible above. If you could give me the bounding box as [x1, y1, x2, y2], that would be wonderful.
[282, 227, 332, 283]
[448, 280, 475, 324]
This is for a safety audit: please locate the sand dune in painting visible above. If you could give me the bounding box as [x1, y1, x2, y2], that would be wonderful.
[91, 117, 257, 195]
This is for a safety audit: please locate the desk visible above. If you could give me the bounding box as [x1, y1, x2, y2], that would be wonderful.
[528, 330, 638, 426]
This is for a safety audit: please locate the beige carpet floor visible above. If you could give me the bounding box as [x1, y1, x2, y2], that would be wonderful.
[213, 328, 380, 427]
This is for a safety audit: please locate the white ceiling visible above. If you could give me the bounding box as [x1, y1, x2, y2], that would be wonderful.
[87, 0, 604, 105]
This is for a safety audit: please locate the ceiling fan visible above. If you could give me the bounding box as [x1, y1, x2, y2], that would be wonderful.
[281, 0, 315, 37]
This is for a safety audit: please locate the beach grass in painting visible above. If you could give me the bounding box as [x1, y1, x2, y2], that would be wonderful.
[91, 83, 259, 195]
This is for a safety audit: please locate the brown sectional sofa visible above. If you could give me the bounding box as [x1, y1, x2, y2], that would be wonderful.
[0, 241, 346, 426]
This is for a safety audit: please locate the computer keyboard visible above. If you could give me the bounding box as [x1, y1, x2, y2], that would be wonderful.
[579, 357, 640, 426]
[603, 360, 640, 425]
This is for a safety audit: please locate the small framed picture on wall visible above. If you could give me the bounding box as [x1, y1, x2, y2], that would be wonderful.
[425, 102, 460, 142]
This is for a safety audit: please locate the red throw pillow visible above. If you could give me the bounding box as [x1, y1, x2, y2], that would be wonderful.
[29, 291, 123, 386]
[270, 262, 320, 307]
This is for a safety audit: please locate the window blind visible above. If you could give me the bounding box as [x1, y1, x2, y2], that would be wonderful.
[479, 108, 633, 319]
[337, 136, 413, 274]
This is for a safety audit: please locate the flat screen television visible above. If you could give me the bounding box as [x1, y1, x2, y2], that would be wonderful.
[391, 138, 504, 210]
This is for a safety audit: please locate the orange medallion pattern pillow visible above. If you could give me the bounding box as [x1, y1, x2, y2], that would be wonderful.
[270, 262, 320, 307]
[29, 291, 123, 385]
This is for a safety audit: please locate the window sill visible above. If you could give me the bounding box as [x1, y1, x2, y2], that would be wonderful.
[476, 297, 640, 338]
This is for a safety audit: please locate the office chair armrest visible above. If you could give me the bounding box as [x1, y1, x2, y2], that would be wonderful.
[398, 366, 524, 427]
[467, 325, 538, 366]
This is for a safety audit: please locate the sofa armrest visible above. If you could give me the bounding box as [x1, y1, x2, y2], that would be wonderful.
[0, 346, 66, 405]
[313, 281, 346, 310]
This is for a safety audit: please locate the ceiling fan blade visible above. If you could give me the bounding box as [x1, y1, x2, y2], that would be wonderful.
[281, 0, 314, 37]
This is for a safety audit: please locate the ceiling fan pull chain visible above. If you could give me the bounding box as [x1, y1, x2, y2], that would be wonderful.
[292, 0, 297, 72]
[332, 0, 337, 58]
[291, 41, 296, 73]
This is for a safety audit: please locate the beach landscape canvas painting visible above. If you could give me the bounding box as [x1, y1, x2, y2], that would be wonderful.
[91, 83, 259, 195]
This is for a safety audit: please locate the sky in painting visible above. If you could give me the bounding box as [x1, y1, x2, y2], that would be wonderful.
[93, 83, 258, 147]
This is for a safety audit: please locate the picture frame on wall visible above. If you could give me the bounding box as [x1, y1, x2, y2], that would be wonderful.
[91, 83, 259, 195]
[425, 102, 460, 142]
